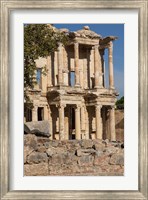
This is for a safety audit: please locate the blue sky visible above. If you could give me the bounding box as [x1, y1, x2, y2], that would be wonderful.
[54, 24, 124, 99]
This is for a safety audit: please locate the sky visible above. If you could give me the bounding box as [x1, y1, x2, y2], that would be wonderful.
[54, 24, 124, 99]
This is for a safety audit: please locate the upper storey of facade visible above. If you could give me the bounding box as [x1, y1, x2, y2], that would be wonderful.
[32, 25, 118, 99]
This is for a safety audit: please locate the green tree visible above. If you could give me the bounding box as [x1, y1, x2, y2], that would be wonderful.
[116, 96, 124, 109]
[24, 24, 69, 103]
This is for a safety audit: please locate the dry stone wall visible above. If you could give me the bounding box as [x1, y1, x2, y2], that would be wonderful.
[24, 134, 124, 176]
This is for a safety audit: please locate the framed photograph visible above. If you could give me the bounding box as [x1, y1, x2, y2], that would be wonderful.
[0, 0, 147, 199]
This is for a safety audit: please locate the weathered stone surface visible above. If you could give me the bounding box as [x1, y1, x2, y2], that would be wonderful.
[24, 134, 38, 150]
[78, 155, 94, 166]
[93, 143, 105, 151]
[24, 120, 50, 137]
[94, 154, 109, 166]
[37, 146, 46, 153]
[109, 153, 124, 166]
[80, 140, 93, 149]
[24, 163, 48, 176]
[24, 139, 124, 176]
[103, 146, 118, 156]
[76, 148, 96, 157]
[27, 152, 48, 164]
[24, 146, 34, 164]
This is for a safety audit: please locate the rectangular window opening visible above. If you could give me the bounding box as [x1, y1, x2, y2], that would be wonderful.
[38, 107, 44, 121]
[36, 68, 42, 89]
[70, 71, 75, 87]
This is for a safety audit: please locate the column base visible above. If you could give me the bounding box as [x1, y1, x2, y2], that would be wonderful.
[94, 85, 103, 89]
[109, 86, 115, 90]
[75, 84, 80, 88]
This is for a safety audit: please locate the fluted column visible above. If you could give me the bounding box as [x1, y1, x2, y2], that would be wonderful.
[58, 43, 63, 85]
[58, 103, 65, 140]
[32, 105, 38, 121]
[108, 41, 114, 89]
[95, 104, 102, 139]
[110, 106, 116, 141]
[75, 105, 81, 139]
[74, 42, 80, 87]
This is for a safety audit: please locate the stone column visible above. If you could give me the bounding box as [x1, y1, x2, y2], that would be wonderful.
[100, 49, 105, 87]
[94, 45, 99, 88]
[108, 41, 114, 89]
[58, 43, 63, 85]
[75, 105, 81, 139]
[95, 104, 102, 139]
[102, 107, 106, 139]
[47, 55, 52, 87]
[48, 106, 53, 140]
[81, 105, 85, 131]
[32, 106, 38, 121]
[74, 42, 80, 86]
[110, 106, 116, 141]
[58, 103, 65, 140]
[94, 45, 102, 88]
[44, 105, 48, 120]
[54, 52, 58, 86]
[85, 107, 89, 139]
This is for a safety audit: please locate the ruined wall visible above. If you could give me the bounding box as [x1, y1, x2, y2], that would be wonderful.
[24, 134, 124, 176]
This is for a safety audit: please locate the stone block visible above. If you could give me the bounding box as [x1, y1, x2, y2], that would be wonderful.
[109, 153, 124, 166]
[78, 155, 94, 166]
[24, 163, 48, 176]
[24, 120, 51, 137]
[80, 140, 93, 149]
[24, 134, 38, 150]
[27, 152, 48, 164]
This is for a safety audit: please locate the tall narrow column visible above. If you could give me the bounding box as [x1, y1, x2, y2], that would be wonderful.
[47, 55, 52, 87]
[44, 105, 48, 120]
[85, 107, 89, 139]
[75, 105, 81, 139]
[110, 106, 116, 141]
[94, 45, 99, 88]
[95, 104, 102, 139]
[58, 103, 65, 140]
[94, 45, 102, 88]
[102, 107, 106, 139]
[32, 105, 38, 121]
[48, 106, 53, 140]
[58, 43, 63, 85]
[100, 49, 105, 87]
[108, 41, 114, 89]
[74, 42, 80, 86]
[81, 105, 85, 131]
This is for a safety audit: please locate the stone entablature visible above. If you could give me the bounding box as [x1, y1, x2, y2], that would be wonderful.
[24, 25, 118, 141]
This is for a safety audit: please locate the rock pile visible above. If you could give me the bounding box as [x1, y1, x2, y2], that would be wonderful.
[24, 134, 124, 176]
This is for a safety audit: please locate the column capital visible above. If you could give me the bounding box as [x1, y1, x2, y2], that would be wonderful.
[95, 104, 102, 110]
[58, 103, 66, 109]
[74, 41, 79, 45]
[33, 105, 38, 111]
[108, 41, 113, 48]
[75, 104, 81, 110]
[110, 105, 115, 109]
[94, 44, 99, 49]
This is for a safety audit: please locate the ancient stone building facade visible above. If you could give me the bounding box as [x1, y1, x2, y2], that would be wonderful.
[24, 25, 118, 141]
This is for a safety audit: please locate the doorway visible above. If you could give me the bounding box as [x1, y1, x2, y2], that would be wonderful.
[38, 107, 44, 121]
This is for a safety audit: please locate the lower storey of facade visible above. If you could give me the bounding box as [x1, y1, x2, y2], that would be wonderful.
[24, 100, 116, 141]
